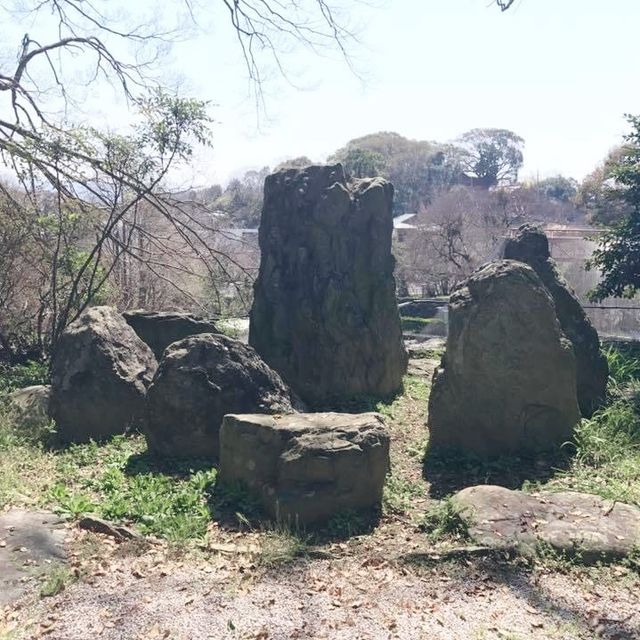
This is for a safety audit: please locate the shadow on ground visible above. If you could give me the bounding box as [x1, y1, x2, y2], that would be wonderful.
[423, 447, 573, 498]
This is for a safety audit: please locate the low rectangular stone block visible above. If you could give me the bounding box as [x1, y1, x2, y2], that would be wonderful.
[219, 412, 390, 527]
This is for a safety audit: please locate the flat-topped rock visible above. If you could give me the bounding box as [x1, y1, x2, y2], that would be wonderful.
[452, 485, 640, 563]
[123, 310, 218, 360]
[219, 412, 390, 527]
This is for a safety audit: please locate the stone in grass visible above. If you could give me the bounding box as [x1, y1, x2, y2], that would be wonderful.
[145, 334, 294, 459]
[50, 306, 158, 444]
[452, 485, 640, 563]
[8, 384, 51, 431]
[218, 412, 390, 527]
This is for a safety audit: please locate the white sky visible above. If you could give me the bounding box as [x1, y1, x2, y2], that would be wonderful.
[5, 0, 640, 188]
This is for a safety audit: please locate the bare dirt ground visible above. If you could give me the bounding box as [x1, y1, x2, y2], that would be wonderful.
[3, 349, 640, 640]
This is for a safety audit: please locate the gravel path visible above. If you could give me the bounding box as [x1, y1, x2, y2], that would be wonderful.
[4, 533, 639, 640]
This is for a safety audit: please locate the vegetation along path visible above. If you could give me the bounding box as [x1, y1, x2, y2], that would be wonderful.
[1, 344, 640, 639]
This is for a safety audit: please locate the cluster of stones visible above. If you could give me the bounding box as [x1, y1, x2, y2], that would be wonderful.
[11, 171, 636, 559]
[18, 164, 406, 528]
[427, 223, 608, 459]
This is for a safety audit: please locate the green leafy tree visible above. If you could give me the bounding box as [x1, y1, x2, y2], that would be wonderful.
[577, 147, 634, 226]
[536, 175, 578, 202]
[330, 132, 461, 213]
[588, 115, 640, 301]
[457, 128, 524, 188]
[338, 148, 387, 178]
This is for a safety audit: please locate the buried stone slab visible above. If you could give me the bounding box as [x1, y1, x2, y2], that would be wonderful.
[145, 334, 294, 459]
[503, 224, 608, 416]
[218, 412, 390, 527]
[0, 510, 68, 606]
[451, 485, 640, 563]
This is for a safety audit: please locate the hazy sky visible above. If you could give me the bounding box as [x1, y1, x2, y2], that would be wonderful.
[174, 0, 640, 187]
[6, 0, 639, 188]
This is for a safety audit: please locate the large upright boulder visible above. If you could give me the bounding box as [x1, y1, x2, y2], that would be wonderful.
[427, 261, 580, 458]
[503, 224, 608, 416]
[249, 164, 407, 406]
[122, 310, 218, 360]
[50, 307, 157, 443]
[145, 333, 294, 459]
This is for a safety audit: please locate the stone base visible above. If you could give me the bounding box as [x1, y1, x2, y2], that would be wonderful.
[219, 412, 390, 527]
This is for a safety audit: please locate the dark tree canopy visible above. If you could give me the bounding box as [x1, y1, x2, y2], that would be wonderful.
[330, 132, 461, 213]
[588, 115, 640, 301]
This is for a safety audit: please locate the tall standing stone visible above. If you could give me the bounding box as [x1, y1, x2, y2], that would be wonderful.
[249, 164, 407, 406]
[503, 224, 608, 416]
[427, 261, 580, 458]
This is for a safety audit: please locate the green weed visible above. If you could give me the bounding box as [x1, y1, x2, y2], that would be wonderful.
[0, 360, 49, 400]
[39, 563, 75, 598]
[383, 473, 426, 515]
[420, 497, 469, 542]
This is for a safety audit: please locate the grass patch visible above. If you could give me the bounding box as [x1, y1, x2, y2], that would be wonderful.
[0, 360, 49, 400]
[531, 345, 640, 505]
[401, 316, 443, 333]
[0, 417, 217, 542]
[383, 473, 426, 515]
[420, 497, 469, 542]
[39, 563, 75, 598]
[256, 528, 310, 567]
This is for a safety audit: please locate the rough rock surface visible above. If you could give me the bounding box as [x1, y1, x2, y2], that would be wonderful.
[145, 333, 294, 459]
[8, 384, 51, 430]
[0, 510, 68, 606]
[219, 412, 390, 526]
[452, 485, 640, 563]
[123, 310, 218, 360]
[503, 223, 608, 416]
[249, 164, 407, 406]
[427, 260, 580, 458]
[50, 306, 157, 443]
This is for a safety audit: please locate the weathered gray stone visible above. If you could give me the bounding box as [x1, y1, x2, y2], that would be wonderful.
[398, 299, 443, 319]
[145, 333, 294, 459]
[249, 164, 407, 407]
[8, 384, 51, 430]
[0, 510, 68, 606]
[219, 412, 390, 527]
[123, 310, 218, 360]
[452, 485, 640, 563]
[503, 224, 608, 416]
[428, 260, 580, 458]
[50, 306, 157, 443]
